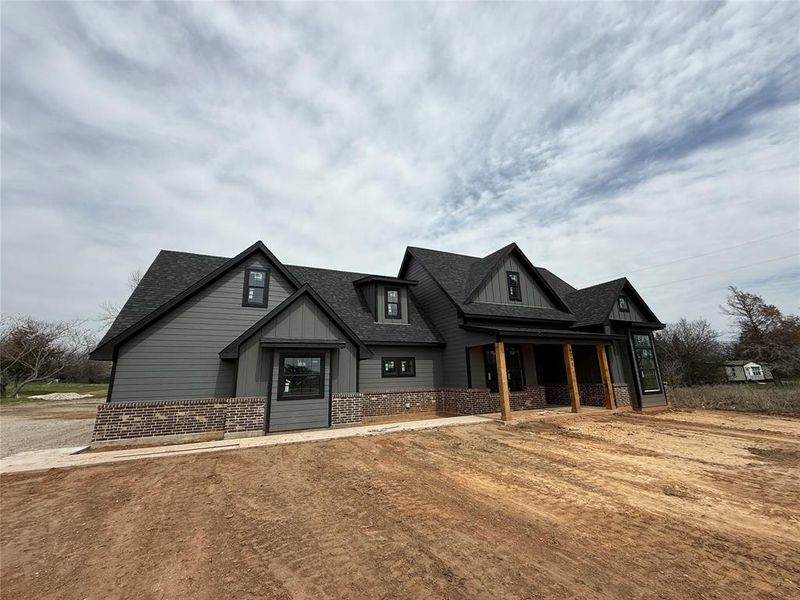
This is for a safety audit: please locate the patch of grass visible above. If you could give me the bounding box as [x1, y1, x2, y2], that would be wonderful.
[670, 383, 800, 417]
[1, 383, 108, 404]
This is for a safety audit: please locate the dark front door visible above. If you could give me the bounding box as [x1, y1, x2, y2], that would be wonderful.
[483, 344, 525, 392]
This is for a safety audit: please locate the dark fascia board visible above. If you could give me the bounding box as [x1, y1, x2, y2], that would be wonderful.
[352, 275, 419, 286]
[219, 284, 371, 359]
[460, 323, 625, 341]
[260, 339, 347, 349]
[363, 340, 446, 348]
[463, 243, 573, 313]
[619, 279, 663, 326]
[90, 241, 302, 360]
[461, 313, 576, 326]
[398, 247, 463, 311]
[609, 319, 666, 330]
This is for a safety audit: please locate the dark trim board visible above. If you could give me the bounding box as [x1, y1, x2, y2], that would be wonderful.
[219, 285, 371, 359]
[105, 350, 118, 402]
[260, 339, 346, 349]
[353, 275, 418, 286]
[264, 349, 274, 433]
[91, 241, 302, 360]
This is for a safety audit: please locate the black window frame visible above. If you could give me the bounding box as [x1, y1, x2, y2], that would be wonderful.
[384, 287, 401, 320]
[506, 271, 522, 302]
[631, 331, 662, 394]
[618, 295, 630, 312]
[381, 356, 416, 378]
[277, 352, 326, 400]
[242, 267, 269, 308]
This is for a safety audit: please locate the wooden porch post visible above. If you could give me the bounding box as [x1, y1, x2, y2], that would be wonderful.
[563, 343, 581, 413]
[596, 343, 617, 410]
[495, 341, 512, 422]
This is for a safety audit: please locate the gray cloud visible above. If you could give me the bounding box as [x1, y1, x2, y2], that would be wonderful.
[1, 1, 798, 337]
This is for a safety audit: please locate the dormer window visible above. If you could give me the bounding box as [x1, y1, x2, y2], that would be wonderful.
[243, 268, 268, 307]
[384, 288, 401, 319]
[507, 271, 521, 302]
[618, 295, 630, 312]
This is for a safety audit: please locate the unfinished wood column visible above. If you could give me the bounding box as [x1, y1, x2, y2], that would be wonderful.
[562, 343, 581, 413]
[596, 343, 617, 410]
[495, 341, 512, 422]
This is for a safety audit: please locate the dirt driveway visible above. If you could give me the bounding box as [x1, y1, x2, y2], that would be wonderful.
[0, 398, 101, 458]
[1, 409, 799, 599]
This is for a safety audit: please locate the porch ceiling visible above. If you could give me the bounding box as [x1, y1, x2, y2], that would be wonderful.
[460, 324, 624, 343]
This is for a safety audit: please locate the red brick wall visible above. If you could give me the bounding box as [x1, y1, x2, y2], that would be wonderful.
[331, 393, 363, 425]
[92, 397, 265, 442]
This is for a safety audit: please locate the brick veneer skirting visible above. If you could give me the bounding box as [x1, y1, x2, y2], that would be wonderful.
[544, 383, 631, 407]
[92, 397, 265, 443]
[613, 383, 631, 406]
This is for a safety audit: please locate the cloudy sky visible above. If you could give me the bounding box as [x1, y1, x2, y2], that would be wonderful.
[2, 1, 798, 337]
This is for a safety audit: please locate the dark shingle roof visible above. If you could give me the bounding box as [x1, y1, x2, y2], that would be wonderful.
[286, 265, 443, 345]
[95, 250, 228, 350]
[96, 250, 443, 355]
[404, 246, 575, 323]
[565, 279, 627, 327]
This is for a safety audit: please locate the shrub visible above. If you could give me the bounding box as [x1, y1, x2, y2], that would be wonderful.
[670, 383, 800, 417]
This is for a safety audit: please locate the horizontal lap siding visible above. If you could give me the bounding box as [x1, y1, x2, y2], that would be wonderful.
[405, 258, 492, 388]
[110, 258, 293, 402]
[359, 346, 443, 392]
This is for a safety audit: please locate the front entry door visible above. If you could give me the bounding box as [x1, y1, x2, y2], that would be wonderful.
[483, 344, 525, 392]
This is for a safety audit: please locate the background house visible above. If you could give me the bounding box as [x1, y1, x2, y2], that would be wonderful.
[725, 360, 773, 383]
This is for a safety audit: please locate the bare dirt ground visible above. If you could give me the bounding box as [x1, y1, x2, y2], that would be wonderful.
[1, 408, 799, 600]
[0, 398, 101, 458]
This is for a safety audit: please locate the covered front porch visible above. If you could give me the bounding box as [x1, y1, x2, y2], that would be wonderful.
[462, 325, 626, 421]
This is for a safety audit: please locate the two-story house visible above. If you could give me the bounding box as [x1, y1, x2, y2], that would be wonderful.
[90, 241, 666, 444]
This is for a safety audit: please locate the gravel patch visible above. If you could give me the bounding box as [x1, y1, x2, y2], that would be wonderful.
[0, 399, 101, 458]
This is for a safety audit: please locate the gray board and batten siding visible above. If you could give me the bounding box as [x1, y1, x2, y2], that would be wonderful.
[268, 350, 331, 432]
[610, 293, 647, 322]
[473, 254, 556, 309]
[110, 257, 293, 402]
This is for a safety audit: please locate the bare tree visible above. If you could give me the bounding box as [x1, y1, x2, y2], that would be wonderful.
[655, 318, 727, 386]
[0, 316, 94, 397]
[722, 286, 800, 382]
[96, 267, 143, 327]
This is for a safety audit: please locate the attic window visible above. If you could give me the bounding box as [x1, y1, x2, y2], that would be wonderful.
[243, 268, 268, 307]
[507, 271, 521, 302]
[384, 288, 401, 319]
[618, 295, 630, 312]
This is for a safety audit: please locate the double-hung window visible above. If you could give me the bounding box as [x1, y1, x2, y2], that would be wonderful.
[507, 271, 521, 302]
[632, 333, 661, 393]
[278, 354, 324, 399]
[381, 357, 415, 377]
[243, 268, 268, 307]
[384, 288, 401, 319]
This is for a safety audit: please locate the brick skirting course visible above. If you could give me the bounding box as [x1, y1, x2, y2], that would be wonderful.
[331, 393, 363, 425]
[544, 383, 630, 407]
[613, 383, 631, 406]
[92, 397, 265, 443]
[95, 384, 634, 441]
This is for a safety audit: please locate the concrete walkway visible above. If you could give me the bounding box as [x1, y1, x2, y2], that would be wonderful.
[0, 415, 492, 475]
